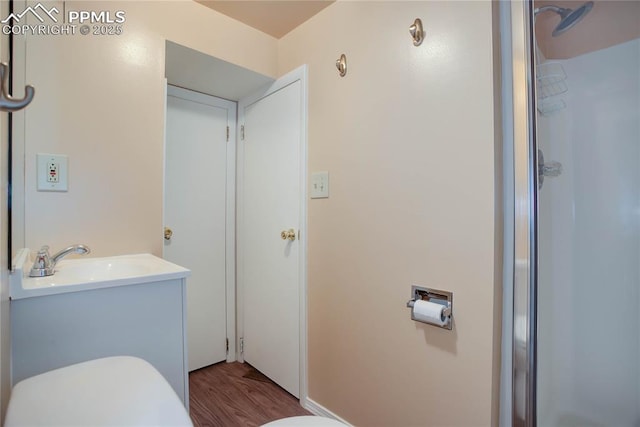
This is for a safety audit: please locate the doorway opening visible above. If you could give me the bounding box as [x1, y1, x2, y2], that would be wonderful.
[163, 41, 308, 403]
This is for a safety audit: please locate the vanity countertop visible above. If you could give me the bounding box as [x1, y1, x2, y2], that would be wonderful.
[10, 249, 190, 300]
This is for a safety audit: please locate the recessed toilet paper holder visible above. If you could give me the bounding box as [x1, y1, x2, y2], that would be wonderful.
[406, 285, 453, 330]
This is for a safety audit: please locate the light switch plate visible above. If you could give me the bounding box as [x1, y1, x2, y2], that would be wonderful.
[311, 171, 329, 199]
[37, 154, 68, 192]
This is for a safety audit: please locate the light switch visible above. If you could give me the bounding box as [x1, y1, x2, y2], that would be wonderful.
[37, 154, 68, 192]
[311, 171, 329, 199]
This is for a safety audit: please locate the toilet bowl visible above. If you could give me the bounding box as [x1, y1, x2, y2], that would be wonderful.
[262, 415, 347, 426]
[5, 356, 192, 426]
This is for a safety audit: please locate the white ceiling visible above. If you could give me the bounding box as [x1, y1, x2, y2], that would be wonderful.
[195, 0, 335, 39]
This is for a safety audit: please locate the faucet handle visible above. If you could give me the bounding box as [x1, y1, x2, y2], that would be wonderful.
[36, 246, 51, 266]
[29, 245, 54, 276]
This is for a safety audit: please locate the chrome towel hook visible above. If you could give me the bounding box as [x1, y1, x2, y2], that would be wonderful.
[0, 63, 35, 112]
[336, 54, 347, 77]
[409, 18, 424, 46]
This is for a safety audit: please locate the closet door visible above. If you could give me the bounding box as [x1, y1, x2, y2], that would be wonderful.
[165, 86, 236, 371]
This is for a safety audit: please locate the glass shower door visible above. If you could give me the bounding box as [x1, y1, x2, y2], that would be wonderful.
[533, 1, 640, 425]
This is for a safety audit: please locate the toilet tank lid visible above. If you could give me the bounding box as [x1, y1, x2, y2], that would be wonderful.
[5, 356, 192, 427]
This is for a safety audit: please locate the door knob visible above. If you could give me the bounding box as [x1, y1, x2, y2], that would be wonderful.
[164, 227, 173, 241]
[280, 229, 296, 241]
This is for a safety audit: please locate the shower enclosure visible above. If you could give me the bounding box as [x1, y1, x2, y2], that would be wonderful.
[504, 1, 640, 426]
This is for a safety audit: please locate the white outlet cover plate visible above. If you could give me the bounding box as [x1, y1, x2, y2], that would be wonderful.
[310, 171, 329, 199]
[37, 153, 68, 192]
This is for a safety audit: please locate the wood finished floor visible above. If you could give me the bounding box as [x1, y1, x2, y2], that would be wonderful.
[189, 362, 311, 427]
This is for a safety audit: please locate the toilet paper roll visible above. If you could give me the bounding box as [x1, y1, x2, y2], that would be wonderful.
[412, 299, 449, 327]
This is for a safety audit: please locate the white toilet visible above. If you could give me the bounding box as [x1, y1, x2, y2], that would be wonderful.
[263, 416, 347, 426]
[5, 356, 192, 426]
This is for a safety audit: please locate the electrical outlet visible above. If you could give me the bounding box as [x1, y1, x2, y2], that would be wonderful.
[37, 154, 68, 192]
[47, 162, 59, 183]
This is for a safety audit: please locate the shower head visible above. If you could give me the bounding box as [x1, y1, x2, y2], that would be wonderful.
[535, 1, 594, 37]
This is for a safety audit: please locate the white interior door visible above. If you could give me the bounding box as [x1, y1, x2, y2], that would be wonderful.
[164, 86, 236, 371]
[238, 68, 306, 398]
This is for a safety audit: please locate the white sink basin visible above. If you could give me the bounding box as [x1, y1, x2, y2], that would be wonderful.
[10, 250, 190, 300]
[57, 258, 152, 281]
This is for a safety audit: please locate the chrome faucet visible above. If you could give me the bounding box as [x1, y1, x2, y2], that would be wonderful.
[29, 244, 91, 277]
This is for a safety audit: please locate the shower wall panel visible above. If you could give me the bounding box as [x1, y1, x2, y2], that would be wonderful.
[537, 38, 640, 426]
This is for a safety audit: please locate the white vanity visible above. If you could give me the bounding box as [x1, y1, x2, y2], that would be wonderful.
[9, 250, 191, 404]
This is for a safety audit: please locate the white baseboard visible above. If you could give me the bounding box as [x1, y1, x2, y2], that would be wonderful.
[302, 398, 352, 426]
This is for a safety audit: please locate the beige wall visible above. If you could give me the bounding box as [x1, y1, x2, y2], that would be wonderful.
[278, 1, 502, 425]
[17, 0, 277, 258]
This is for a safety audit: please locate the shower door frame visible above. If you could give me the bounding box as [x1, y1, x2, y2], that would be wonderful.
[505, 1, 538, 426]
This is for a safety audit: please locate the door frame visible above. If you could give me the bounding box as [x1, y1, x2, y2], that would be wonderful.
[501, 1, 538, 426]
[163, 83, 237, 363]
[236, 65, 308, 402]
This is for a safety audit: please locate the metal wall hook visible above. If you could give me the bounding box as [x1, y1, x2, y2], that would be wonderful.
[0, 62, 35, 112]
[409, 18, 424, 46]
[336, 54, 347, 77]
